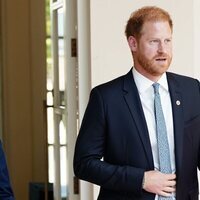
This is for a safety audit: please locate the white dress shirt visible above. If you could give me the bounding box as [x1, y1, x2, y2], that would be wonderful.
[132, 67, 176, 199]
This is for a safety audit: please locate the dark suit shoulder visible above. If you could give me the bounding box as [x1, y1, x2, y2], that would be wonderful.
[167, 71, 200, 119]
[167, 71, 200, 89]
[167, 71, 198, 82]
[92, 72, 129, 94]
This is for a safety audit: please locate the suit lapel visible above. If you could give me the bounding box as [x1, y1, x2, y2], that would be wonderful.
[167, 73, 184, 175]
[122, 70, 184, 172]
[123, 70, 154, 169]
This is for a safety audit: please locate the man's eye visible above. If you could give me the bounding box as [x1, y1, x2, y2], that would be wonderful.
[150, 40, 159, 43]
[165, 39, 171, 43]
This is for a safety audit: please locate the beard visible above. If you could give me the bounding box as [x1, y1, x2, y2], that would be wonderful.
[136, 52, 172, 77]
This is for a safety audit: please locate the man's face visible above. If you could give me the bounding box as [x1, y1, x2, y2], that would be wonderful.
[129, 21, 172, 81]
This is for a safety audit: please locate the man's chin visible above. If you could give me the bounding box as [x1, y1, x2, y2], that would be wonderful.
[153, 64, 170, 73]
[150, 67, 169, 77]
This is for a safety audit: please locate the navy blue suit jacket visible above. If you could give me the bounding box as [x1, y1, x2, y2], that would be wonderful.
[0, 141, 14, 200]
[74, 69, 200, 200]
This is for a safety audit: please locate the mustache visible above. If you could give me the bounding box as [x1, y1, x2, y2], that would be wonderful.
[153, 53, 169, 59]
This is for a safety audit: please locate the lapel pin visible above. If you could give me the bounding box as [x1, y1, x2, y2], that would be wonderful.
[176, 100, 181, 106]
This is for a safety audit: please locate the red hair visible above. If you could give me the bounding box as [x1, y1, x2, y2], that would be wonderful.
[125, 6, 173, 39]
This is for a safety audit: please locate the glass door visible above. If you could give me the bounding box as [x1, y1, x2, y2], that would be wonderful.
[46, 0, 79, 199]
[47, 1, 67, 199]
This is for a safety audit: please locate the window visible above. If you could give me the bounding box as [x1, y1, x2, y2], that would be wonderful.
[46, 0, 68, 199]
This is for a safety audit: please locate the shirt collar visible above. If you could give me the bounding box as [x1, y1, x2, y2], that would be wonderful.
[132, 67, 169, 94]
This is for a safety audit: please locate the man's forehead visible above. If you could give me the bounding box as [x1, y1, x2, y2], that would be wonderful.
[140, 20, 172, 34]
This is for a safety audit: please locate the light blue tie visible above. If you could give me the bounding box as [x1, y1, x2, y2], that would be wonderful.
[153, 83, 173, 200]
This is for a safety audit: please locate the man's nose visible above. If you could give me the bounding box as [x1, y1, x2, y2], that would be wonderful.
[157, 41, 167, 54]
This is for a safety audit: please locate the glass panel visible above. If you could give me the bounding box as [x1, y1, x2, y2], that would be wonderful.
[59, 114, 66, 145]
[46, 0, 51, 36]
[46, 39, 53, 91]
[57, 8, 65, 107]
[47, 0, 69, 199]
[48, 145, 55, 183]
[60, 146, 68, 198]
[58, 8, 64, 37]
[58, 38, 65, 91]
[47, 91, 53, 106]
[47, 107, 54, 144]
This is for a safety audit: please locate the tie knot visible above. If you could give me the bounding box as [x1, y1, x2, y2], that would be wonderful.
[153, 83, 160, 94]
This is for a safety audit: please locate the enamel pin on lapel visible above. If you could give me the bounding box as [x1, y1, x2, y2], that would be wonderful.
[176, 100, 181, 106]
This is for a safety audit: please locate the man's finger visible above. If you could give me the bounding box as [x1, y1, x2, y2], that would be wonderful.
[159, 190, 173, 197]
[165, 173, 176, 180]
[163, 186, 176, 193]
[168, 180, 176, 187]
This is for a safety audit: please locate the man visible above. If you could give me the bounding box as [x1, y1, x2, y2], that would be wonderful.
[73, 6, 200, 200]
[0, 141, 14, 199]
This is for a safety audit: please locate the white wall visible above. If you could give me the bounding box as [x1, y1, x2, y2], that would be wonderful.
[90, 0, 200, 88]
[194, 0, 200, 79]
[89, 0, 200, 199]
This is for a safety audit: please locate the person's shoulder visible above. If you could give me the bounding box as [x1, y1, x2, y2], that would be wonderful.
[167, 72, 200, 92]
[92, 70, 131, 93]
[167, 71, 199, 83]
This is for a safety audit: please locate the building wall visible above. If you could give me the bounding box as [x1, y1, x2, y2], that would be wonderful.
[194, 0, 200, 79]
[90, 0, 199, 88]
[0, 0, 3, 139]
[0, 0, 47, 199]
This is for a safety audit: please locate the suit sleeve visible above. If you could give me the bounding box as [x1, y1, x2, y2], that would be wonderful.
[0, 141, 15, 200]
[73, 87, 145, 195]
[196, 79, 200, 170]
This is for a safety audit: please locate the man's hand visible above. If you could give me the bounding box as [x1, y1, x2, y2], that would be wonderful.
[143, 170, 176, 197]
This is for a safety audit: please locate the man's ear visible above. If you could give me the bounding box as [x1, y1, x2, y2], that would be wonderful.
[127, 36, 138, 52]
